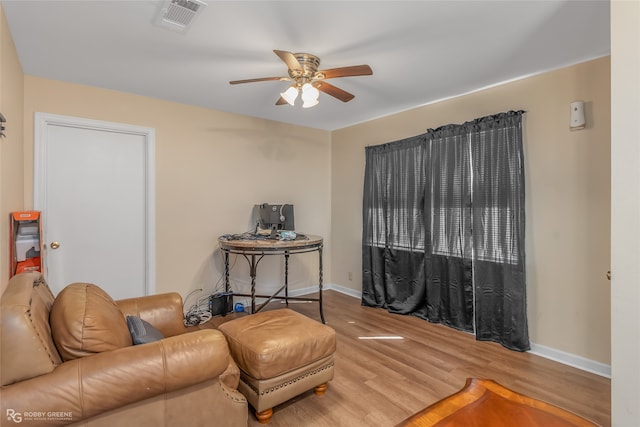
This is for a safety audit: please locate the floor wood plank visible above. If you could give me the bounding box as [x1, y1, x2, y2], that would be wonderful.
[214, 291, 610, 427]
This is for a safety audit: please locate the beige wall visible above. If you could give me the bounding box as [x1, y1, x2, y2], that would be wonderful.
[0, 5, 24, 288]
[3, 1, 612, 367]
[331, 57, 611, 365]
[22, 77, 332, 301]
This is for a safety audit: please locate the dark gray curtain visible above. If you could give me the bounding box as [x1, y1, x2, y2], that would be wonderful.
[423, 125, 473, 332]
[469, 113, 529, 351]
[362, 135, 427, 313]
[362, 110, 529, 351]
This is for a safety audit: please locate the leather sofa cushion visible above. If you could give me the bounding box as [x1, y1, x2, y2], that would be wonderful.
[1, 272, 63, 386]
[218, 309, 336, 380]
[50, 283, 132, 361]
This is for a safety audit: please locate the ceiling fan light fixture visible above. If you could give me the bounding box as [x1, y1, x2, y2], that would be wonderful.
[301, 83, 320, 108]
[230, 50, 372, 108]
[302, 98, 319, 109]
[302, 83, 320, 101]
[280, 86, 299, 106]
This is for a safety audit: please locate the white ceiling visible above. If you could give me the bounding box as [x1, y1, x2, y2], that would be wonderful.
[2, 0, 610, 131]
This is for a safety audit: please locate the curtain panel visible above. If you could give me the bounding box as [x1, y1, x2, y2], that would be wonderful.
[362, 110, 529, 351]
[469, 112, 528, 351]
[362, 135, 428, 313]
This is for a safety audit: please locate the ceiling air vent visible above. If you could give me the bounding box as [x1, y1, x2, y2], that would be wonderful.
[154, 0, 207, 33]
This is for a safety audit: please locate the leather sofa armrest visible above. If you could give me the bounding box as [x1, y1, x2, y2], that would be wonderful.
[117, 292, 186, 337]
[0, 330, 233, 425]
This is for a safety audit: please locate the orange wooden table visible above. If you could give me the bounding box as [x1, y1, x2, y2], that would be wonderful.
[396, 378, 598, 427]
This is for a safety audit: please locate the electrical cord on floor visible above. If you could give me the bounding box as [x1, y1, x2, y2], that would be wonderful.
[183, 289, 211, 326]
[183, 289, 200, 326]
[184, 294, 212, 326]
[183, 240, 244, 326]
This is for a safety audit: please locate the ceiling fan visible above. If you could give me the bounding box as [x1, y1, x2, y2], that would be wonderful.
[229, 50, 373, 108]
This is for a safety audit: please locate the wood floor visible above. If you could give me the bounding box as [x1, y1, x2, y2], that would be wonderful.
[214, 290, 610, 427]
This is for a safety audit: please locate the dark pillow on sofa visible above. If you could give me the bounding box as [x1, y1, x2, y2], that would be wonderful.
[126, 316, 164, 345]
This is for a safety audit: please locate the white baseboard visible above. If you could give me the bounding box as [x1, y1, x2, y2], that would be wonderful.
[528, 343, 611, 378]
[287, 283, 361, 299]
[323, 283, 362, 299]
[296, 285, 611, 378]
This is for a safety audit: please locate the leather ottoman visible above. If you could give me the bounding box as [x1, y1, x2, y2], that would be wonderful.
[218, 309, 336, 424]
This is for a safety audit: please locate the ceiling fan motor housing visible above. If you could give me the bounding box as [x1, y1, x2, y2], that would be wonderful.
[289, 53, 321, 82]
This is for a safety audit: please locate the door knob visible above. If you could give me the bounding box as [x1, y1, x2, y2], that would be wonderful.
[50, 241, 60, 249]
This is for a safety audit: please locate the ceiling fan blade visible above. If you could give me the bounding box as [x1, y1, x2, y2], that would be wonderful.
[317, 65, 373, 80]
[229, 76, 288, 85]
[315, 81, 355, 103]
[273, 50, 302, 71]
[276, 96, 289, 105]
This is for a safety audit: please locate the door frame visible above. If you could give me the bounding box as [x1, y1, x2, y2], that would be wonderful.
[33, 112, 156, 295]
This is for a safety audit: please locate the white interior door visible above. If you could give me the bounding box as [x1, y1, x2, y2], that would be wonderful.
[34, 113, 155, 299]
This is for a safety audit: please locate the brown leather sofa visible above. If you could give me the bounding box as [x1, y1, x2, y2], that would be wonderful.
[0, 272, 248, 427]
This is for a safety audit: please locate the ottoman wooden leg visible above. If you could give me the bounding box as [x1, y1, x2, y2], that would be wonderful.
[314, 383, 328, 396]
[256, 408, 273, 424]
